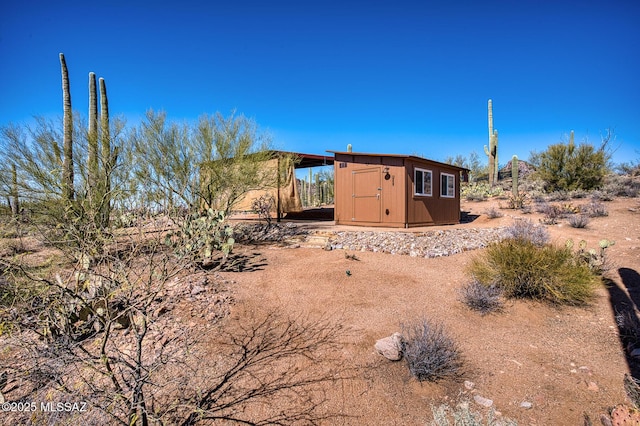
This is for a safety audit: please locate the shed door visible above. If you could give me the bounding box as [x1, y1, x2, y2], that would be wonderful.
[352, 168, 381, 222]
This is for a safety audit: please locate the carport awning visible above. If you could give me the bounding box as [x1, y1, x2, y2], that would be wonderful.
[271, 151, 334, 168]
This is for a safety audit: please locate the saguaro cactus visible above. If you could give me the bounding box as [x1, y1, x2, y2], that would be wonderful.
[484, 99, 499, 186]
[511, 155, 519, 197]
[88, 72, 99, 207]
[60, 53, 74, 202]
[99, 77, 112, 228]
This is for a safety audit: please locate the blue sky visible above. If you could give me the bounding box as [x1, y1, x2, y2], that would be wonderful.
[1, 0, 639, 168]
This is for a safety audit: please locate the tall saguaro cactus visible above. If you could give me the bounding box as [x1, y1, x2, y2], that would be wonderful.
[60, 53, 74, 202]
[484, 99, 499, 186]
[88, 72, 99, 206]
[99, 77, 112, 228]
[511, 155, 519, 197]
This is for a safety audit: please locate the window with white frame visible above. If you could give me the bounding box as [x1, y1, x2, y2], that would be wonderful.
[414, 168, 432, 196]
[441, 173, 455, 198]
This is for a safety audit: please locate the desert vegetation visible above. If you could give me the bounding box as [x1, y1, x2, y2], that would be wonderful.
[0, 54, 341, 425]
[1, 57, 639, 425]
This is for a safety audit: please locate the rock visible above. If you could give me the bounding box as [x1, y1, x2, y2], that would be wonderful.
[191, 285, 206, 296]
[587, 381, 599, 392]
[474, 394, 493, 408]
[464, 380, 475, 390]
[520, 401, 533, 409]
[154, 304, 171, 318]
[374, 332, 403, 361]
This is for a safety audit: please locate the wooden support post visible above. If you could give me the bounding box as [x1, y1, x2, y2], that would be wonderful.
[277, 156, 282, 222]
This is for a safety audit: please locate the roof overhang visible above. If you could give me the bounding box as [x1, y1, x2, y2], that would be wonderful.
[327, 151, 470, 172]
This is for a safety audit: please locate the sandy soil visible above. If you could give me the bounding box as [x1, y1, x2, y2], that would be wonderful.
[220, 197, 640, 425]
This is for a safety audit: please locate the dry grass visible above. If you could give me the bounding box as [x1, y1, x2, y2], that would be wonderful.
[468, 239, 599, 305]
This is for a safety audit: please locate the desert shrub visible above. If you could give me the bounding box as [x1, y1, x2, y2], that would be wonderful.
[503, 219, 549, 246]
[468, 239, 599, 305]
[251, 194, 275, 228]
[520, 205, 532, 214]
[569, 189, 588, 199]
[603, 174, 640, 197]
[582, 200, 608, 217]
[568, 214, 589, 228]
[625, 374, 640, 410]
[531, 139, 610, 192]
[547, 190, 570, 201]
[459, 281, 503, 315]
[539, 203, 562, 224]
[484, 207, 503, 219]
[430, 401, 517, 426]
[401, 318, 462, 382]
[506, 192, 528, 209]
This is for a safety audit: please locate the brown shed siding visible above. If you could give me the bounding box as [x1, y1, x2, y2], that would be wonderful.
[333, 153, 406, 227]
[332, 152, 464, 228]
[405, 159, 461, 226]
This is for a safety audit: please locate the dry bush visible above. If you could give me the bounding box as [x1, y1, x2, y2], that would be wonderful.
[582, 200, 608, 217]
[468, 239, 599, 305]
[459, 281, 504, 315]
[568, 214, 589, 228]
[503, 219, 549, 247]
[430, 401, 517, 426]
[401, 318, 462, 382]
[484, 207, 503, 219]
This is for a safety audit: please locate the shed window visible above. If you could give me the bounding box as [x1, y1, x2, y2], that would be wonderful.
[441, 173, 455, 198]
[414, 168, 432, 196]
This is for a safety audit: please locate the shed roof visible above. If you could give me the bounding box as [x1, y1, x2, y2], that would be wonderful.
[267, 150, 334, 168]
[327, 151, 470, 172]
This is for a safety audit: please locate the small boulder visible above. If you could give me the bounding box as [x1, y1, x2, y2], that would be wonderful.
[374, 332, 403, 361]
[474, 395, 493, 408]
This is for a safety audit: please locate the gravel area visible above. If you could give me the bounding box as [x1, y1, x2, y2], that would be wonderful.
[234, 222, 507, 258]
[328, 227, 507, 257]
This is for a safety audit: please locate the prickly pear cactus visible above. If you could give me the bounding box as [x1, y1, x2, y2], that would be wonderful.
[610, 404, 640, 425]
[164, 208, 235, 268]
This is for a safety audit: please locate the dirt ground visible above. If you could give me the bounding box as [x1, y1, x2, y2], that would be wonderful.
[220, 197, 640, 425]
[2, 197, 639, 425]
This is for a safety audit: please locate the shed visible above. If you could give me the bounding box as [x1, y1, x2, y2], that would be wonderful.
[330, 151, 468, 228]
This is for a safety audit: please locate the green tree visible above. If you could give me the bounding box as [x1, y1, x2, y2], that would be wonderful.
[129, 110, 277, 215]
[530, 130, 612, 191]
[196, 112, 276, 215]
